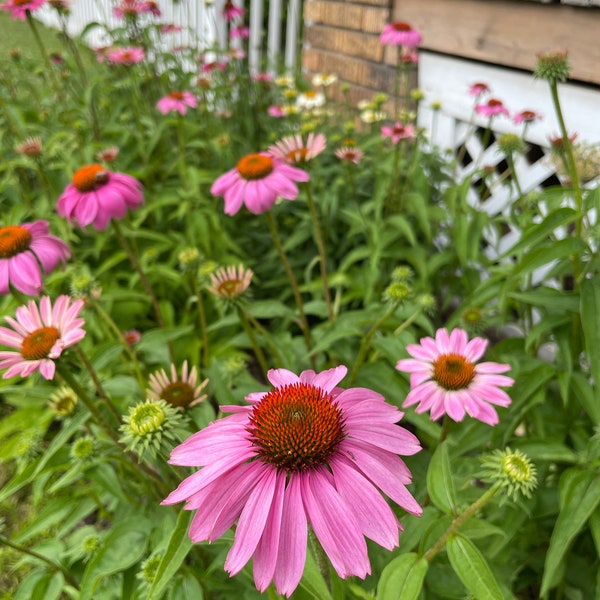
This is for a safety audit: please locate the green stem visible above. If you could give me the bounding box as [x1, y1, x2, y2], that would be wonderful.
[348, 303, 399, 385]
[240, 307, 284, 368]
[88, 297, 146, 389]
[112, 220, 174, 362]
[195, 287, 210, 369]
[237, 306, 269, 377]
[177, 114, 189, 188]
[75, 346, 122, 424]
[424, 483, 500, 562]
[265, 212, 315, 367]
[26, 12, 62, 98]
[56, 362, 120, 444]
[303, 182, 333, 321]
[393, 308, 422, 335]
[549, 80, 584, 288]
[308, 528, 331, 593]
[506, 151, 524, 201]
[0, 534, 79, 588]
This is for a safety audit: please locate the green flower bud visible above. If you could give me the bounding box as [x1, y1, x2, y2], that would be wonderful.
[497, 133, 526, 156]
[480, 447, 537, 502]
[534, 51, 570, 84]
[49, 385, 78, 417]
[70, 435, 96, 462]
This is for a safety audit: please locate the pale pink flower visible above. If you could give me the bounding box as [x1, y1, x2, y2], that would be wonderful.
[0, 221, 70, 297]
[113, 0, 159, 18]
[0, 295, 86, 380]
[162, 366, 422, 597]
[201, 61, 228, 73]
[223, 0, 244, 20]
[211, 152, 309, 216]
[230, 25, 249, 39]
[1, 0, 45, 20]
[469, 82, 491, 97]
[513, 110, 543, 125]
[156, 91, 197, 115]
[148, 360, 208, 409]
[267, 105, 285, 118]
[105, 46, 145, 65]
[381, 122, 416, 144]
[268, 133, 327, 165]
[380, 21, 422, 48]
[160, 23, 183, 33]
[96, 145, 119, 162]
[335, 146, 364, 164]
[475, 98, 509, 118]
[396, 328, 514, 426]
[57, 164, 144, 231]
[251, 72, 273, 83]
[123, 329, 141, 345]
[206, 264, 253, 300]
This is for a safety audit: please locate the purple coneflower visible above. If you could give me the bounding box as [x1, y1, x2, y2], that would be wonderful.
[0, 295, 85, 380]
[156, 91, 197, 115]
[396, 328, 514, 425]
[162, 366, 421, 596]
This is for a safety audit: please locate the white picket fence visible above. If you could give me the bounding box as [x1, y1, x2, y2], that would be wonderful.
[35, 0, 302, 74]
[418, 52, 600, 283]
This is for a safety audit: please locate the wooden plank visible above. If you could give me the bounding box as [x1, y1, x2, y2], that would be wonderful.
[393, 0, 600, 84]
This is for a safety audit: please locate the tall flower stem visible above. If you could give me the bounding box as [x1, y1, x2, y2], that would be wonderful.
[75, 346, 123, 424]
[549, 80, 584, 288]
[25, 12, 62, 98]
[424, 483, 500, 562]
[56, 363, 120, 444]
[177, 114, 189, 188]
[0, 534, 79, 588]
[348, 303, 399, 385]
[88, 297, 146, 389]
[303, 182, 333, 321]
[237, 306, 269, 376]
[265, 212, 315, 367]
[239, 306, 284, 367]
[308, 528, 331, 592]
[111, 220, 174, 362]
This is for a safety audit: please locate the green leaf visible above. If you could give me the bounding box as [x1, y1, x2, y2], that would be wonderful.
[79, 517, 150, 600]
[426, 442, 457, 514]
[570, 371, 600, 425]
[540, 469, 600, 597]
[376, 552, 428, 600]
[581, 277, 600, 409]
[512, 238, 588, 276]
[502, 207, 578, 257]
[510, 288, 580, 312]
[146, 510, 193, 600]
[446, 534, 503, 600]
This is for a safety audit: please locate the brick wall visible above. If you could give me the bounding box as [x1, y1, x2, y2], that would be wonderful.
[302, 0, 409, 106]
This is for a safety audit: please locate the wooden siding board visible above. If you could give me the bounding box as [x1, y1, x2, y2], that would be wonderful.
[392, 0, 600, 84]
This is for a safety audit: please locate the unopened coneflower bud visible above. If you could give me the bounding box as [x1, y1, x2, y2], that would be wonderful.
[460, 306, 486, 333]
[178, 247, 201, 272]
[534, 51, 570, 84]
[497, 133, 526, 156]
[417, 293, 436, 312]
[70, 435, 95, 462]
[410, 88, 425, 101]
[391, 265, 413, 282]
[49, 385, 78, 416]
[384, 281, 410, 303]
[120, 399, 188, 460]
[82, 534, 100, 559]
[480, 447, 538, 502]
[137, 554, 162, 589]
[207, 264, 253, 301]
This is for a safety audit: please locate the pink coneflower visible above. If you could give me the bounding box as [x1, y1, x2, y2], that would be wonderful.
[96, 145, 119, 162]
[147, 361, 208, 409]
[223, 0, 244, 20]
[251, 72, 273, 83]
[160, 23, 183, 33]
[156, 91, 197, 115]
[335, 146, 364, 164]
[396, 328, 514, 426]
[15, 136, 43, 157]
[513, 110, 542, 125]
[230, 25, 249, 39]
[0, 221, 70, 297]
[469, 82, 491, 97]
[206, 264, 253, 300]
[162, 366, 422, 597]
[57, 164, 144, 231]
[380, 21, 422, 49]
[267, 105, 285, 118]
[105, 46, 145, 65]
[381, 122, 416, 144]
[0, 295, 85, 380]
[211, 152, 309, 216]
[1, 0, 46, 20]
[548, 132, 578, 150]
[268, 133, 327, 165]
[475, 98, 509, 118]
[113, 0, 159, 18]
[201, 60, 228, 73]
[123, 329, 141, 346]
[399, 50, 419, 64]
